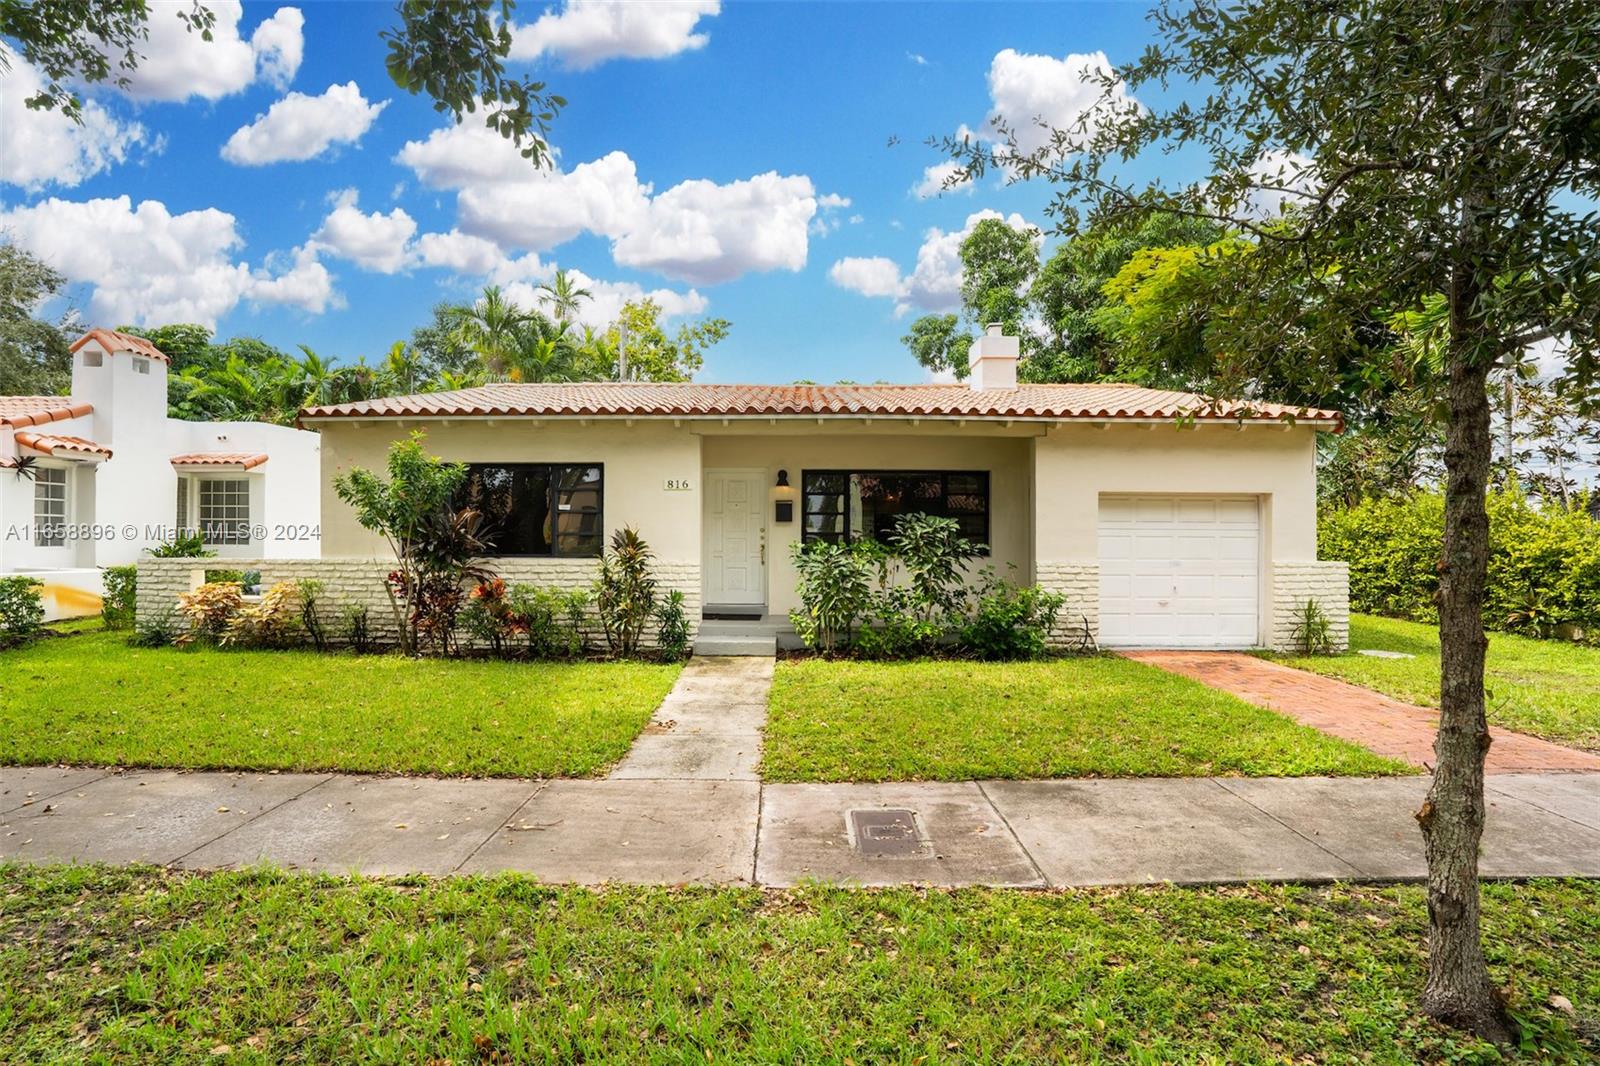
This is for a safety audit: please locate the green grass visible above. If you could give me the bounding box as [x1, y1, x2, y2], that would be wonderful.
[1277, 614, 1600, 753]
[763, 656, 1409, 781]
[0, 629, 680, 778]
[2, 866, 1595, 1064]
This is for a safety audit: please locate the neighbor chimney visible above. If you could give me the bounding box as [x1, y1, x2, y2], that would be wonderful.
[967, 322, 1018, 390]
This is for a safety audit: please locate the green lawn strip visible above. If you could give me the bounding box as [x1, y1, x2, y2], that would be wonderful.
[1276, 614, 1600, 752]
[0, 630, 680, 778]
[2, 866, 1594, 1064]
[763, 656, 1408, 782]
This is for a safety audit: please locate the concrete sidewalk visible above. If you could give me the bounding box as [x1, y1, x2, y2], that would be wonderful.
[5, 765, 1597, 887]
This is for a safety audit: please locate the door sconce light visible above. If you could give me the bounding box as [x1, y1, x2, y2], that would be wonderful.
[774, 468, 794, 522]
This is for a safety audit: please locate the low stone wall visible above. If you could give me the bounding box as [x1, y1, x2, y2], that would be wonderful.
[135, 556, 701, 651]
[1035, 561, 1100, 648]
[1269, 560, 1350, 653]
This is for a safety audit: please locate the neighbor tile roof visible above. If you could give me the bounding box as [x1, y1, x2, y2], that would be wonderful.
[299, 382, 1341, 427]
[0, 396, 93, 428]
[14, 431, 113, 459]
[70, 328, 170, 362]
[171, 452, 270, 470]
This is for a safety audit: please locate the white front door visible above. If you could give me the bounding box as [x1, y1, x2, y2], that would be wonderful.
[703, 468, 767, 606]
[1097, 494, 1261, 648]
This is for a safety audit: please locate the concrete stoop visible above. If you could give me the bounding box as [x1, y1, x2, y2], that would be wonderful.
[692, 616, 793, 657]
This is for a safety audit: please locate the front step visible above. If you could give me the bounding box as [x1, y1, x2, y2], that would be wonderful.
[692, 635, 777, 656]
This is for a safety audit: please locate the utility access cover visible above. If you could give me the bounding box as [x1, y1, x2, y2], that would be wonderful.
[848, 808, 928, 858]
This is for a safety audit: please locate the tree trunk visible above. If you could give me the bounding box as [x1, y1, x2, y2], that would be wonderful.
[1417, 322, 1514, 1044]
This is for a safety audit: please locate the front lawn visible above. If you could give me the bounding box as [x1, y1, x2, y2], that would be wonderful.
[1277, 614, 1600, 752]
[763, 656, 1408, 781]
[0, 630, 680, 778]
[2, 866, 1595, 1063]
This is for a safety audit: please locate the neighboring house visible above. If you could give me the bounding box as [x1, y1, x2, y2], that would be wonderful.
[1, 330, 321, 618]
[298, 327, 1349, 652]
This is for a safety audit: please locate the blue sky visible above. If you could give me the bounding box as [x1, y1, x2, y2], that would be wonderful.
[2, 1, 1170, 383]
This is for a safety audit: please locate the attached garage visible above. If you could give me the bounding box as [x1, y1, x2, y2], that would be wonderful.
[1097, 494, 1261, 648]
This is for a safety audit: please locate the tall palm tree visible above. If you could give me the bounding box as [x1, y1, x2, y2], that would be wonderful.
[505, 322, 585, 382]
[449, 285, 533, 378]
[537, 269, 592, 325]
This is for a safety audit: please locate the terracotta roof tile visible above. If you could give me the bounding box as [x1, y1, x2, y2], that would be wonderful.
[299, 382, 1341, 428]
[171, 452, 269, 470]
[70, 328, 170, 363]
[14, 431, 112, 459]
[0, 395, 94, 428]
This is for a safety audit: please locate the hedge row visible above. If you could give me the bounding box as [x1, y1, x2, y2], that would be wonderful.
[1319, 491, 1600, 634]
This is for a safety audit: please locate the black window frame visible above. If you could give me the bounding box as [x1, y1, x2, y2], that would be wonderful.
[457, 462, 605, 558]
[800, 469, 990, 553]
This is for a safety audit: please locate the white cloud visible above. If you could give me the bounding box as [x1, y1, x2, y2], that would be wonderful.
[116, 2, 304, 101]
[249, 243, 338, 313]
[311, 190, 417, 274]
[907, 52, 929, 66]
[459, 150, 653, 249]
[509, 0, 719, 69]
[612, 171, 818, 283]
[0, 46, 148, 190]
[982, 48, 1136, 160]
[221, 82, 387, 165]
[414, 230, 510, 276]
[830, 210, 1036, 317]
[828, 257, 904, 299]
[810, 192, 854, 236]
[0, 195, 334, 325]
[911, 161, 971, 200]
[398, 121, 821, 285]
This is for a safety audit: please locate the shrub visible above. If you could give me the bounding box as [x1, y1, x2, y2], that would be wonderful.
[1321, 489, 1600, 637]
[596, 527, 657, 657]
[205, 569, 247, 585]
[0, 576, 45, 649]
[341, 604, 374, 653]
[506, 584, 590, 659]
[146, 533, 213, 558]
[297, 579, 328, 651]
[1290, 598, 1333, 656]
[959, 571, 1065, 661]
[654, 589, 691, 661]
[789, 538, 877, 654]
[131, 607, 181, 648]
[461, 578, 517, 656]
[101, 565, 138, 629]
[223, 582, 304, 649]
[175, 581, 244, 644]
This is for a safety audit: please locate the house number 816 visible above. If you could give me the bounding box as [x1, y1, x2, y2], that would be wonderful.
[664, 478, 692, 491]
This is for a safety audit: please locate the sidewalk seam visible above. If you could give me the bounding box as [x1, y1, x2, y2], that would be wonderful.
[453, 781, 549, 873]
[1210, 778, 1372, 878]
[974, 780, 1051, 889]
[170, 772, 335, 867]
[0, 768, 116, 818]
[1483, 780, 1600, 835]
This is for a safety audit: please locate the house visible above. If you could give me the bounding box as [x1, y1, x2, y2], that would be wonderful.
[296, 326, 1348, 653]
[1, 330, 322, 618]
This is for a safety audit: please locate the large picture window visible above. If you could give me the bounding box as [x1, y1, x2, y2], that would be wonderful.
[801, 470, 989, 549]
[458, 463, 603, 557]
[33, 466, 68, 547]
[199, 479, 251, 545]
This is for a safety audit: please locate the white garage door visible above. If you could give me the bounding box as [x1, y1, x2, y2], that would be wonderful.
[1098, 495, 1260, 649]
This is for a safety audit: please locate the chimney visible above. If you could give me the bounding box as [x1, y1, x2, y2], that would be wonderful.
[967, 322, 1018, 390]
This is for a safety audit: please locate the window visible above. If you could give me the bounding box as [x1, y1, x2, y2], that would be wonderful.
[198, 479, 250, 545]
[457, 463, 603, 557]
[133, 357, 150, 375]
[82, 350, 103, 368]
[175, 476, 190, 533]
[802, 470, 990, 549]
[33, 467, 68, 547]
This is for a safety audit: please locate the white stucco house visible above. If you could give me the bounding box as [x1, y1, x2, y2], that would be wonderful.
[286, 326, 1350, 653]
[1, 329, 321, 617]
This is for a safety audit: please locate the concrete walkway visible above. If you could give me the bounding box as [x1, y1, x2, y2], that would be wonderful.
[607, 656, 771, 781]
[1123, 650, 1600, 773]
[5, 764, 1598, 887]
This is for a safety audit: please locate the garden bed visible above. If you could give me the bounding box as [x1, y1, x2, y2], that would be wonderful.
[763, 656, 1410, 781]
[0, 629, 680, 778]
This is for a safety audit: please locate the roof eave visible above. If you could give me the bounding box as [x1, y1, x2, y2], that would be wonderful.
[296, 410, 1342, 430]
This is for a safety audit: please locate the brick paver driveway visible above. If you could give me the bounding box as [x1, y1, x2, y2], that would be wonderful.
[1122, 651, 1600, 774]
